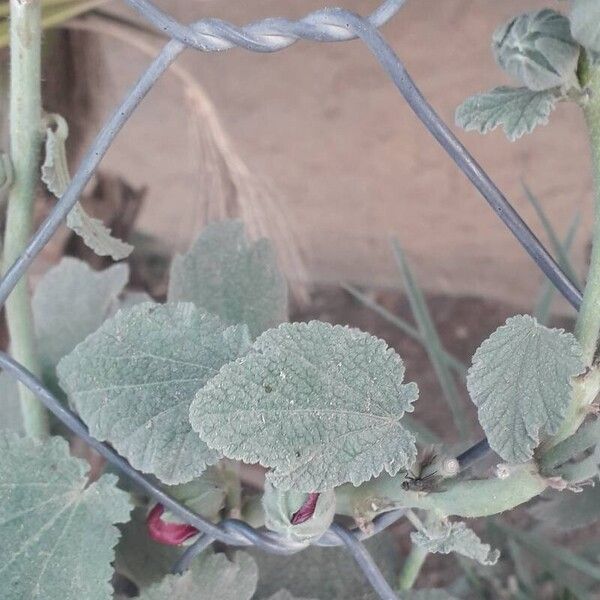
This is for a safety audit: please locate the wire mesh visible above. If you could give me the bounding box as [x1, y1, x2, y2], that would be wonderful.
[0, 2, 584, 599]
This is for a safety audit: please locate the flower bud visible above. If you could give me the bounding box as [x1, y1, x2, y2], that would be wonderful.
[262, 482, 335, 545]
[492, 9, 580, 91]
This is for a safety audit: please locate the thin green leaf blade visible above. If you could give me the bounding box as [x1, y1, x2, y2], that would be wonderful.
[467, 315, 585, 462]
[0, 434, 131, 600]
[57, 302, 252, 484]
[191, 321, 418, 492]
[168, 220, 288, 338]
[392, 240, 467, 437]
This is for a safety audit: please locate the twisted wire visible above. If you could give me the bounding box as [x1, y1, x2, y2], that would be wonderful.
[0, 2, 583, 598]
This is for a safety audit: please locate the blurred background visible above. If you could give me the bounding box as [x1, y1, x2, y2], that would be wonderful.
[2, 0, 588, 310]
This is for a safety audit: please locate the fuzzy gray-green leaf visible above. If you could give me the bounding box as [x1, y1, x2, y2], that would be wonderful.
[190, 321, 418, 492]
[411, 521, 499, 566]
[531, 485, 600, 531]
[0, 434, 131, 600]
[492, 9, 580, 91]
[168, 219, 288, 338]
[58, 302, 251, 484]
[467, 315, 585, 463]
[456, 86, 558, 141]
[33, 257, 129, 378]
[570, 0, 600, 53]
[267, 591, 318, 600]
[138, 551, 258, 600]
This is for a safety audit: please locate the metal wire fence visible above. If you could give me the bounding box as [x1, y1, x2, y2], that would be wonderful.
[0, 2, 585, 599]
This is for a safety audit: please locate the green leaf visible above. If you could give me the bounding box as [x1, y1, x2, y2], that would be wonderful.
[570, 0, 600, 53]
[262, 482, 335, 544]
[190, 321, 418, 492]
[531, 485, 600, 531]
[492, 9, 580, 91]
[57, 302, 252, 484]
[114, 507, 179, 589]
[137, 551, 258, 600]
[32, 257, 129, 379]
[41, 114, 132, 260]
[168, 219, 288, 339]
[0, 433, 131, 600]
[411, 520, 499, 566]
[455, 86, 559, 141]
[467, 315, 585, 463]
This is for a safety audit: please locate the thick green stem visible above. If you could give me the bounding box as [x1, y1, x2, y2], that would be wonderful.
[5, 0, 48, 437]
[544, 63, 600, 449]
[398, 543, 428, 590]
[576, 65, 600, 366]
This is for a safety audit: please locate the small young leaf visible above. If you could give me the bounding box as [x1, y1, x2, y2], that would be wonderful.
[66, 203, 134, 261]
[0, 433, 131, 600]
[32, 257, 129, 379]
[168, 220, 288, 339]
[42, 114, 133, 260]
[58, 302, 252, 484]
[411, 521, 500, 566]
[455, 86, 559, 141]
[190, 321, 418, 492]
[137, 551, 258, 600]
[467, 315, 585, 463]
[262, 482, 335, 544]
[492, 9, 580, 91]
[570, 0, 600, 53]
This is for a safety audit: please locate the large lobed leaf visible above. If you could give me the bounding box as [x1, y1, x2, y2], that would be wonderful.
[58, 302, 251, 484]
[467, 315, 584, 463]
[0, 434, 131, 600]
[455, 86, 558, 141]
[137, 551, 258, 600]
[168, 220, 288, 339]
[190, 321, 418, 492]
[32, 257, 129, 378]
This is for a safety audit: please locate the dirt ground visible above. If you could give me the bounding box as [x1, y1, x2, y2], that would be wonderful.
[83, 0, 592, 314]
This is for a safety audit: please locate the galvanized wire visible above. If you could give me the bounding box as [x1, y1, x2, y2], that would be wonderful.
[0, 2, 584, 599]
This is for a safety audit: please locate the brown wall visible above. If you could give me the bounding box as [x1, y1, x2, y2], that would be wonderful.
[94, 0, 590, 312]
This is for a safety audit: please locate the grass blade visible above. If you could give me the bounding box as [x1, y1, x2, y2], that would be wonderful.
[523, 181, 580, 286]
[534, 212, 580, 324]
[391, 238, 469, 438]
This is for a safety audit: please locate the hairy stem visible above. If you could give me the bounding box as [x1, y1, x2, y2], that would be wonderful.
[4, 0, 48, 437]
[397, 543, 428, 590]
[575, 64, 600, 365]
[545, 61, 600, 448]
